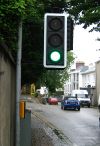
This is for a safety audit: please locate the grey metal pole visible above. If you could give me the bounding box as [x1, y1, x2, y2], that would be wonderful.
[16, 20, 22, 146]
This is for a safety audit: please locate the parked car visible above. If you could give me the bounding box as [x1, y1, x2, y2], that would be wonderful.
[71, 90, 91, 107]
[55, 95, 63, 102]
[48, 96, 58, 105]
[61, 96, 80, 111]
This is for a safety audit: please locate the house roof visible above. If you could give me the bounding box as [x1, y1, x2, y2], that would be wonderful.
[81, 66, 95, 74]
[80, 66, 89, 72]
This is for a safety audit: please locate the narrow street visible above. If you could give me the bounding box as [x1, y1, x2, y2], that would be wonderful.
[27, 100, 100, 146]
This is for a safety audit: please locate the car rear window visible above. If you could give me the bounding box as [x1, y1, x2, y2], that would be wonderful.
[64, 96, 76, 100]
[68, 98, 76, 100]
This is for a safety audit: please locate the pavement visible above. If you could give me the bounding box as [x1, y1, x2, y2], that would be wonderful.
[31, 113, 70, 146]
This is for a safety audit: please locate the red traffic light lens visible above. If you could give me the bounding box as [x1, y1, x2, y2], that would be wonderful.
[49, 17, 63, 31]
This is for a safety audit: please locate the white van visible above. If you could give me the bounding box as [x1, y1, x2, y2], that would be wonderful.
[71, 90, 91, 107]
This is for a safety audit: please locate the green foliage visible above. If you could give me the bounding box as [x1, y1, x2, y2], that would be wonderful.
[2, 0, 99, 93]
[0, 0, 67, 52]
[65, 0, 100, 31]
[0, 0, 75, 92]
[38, 51, 75, 92]
[0, 0, 42, 51]
[21, 20, 44, 85]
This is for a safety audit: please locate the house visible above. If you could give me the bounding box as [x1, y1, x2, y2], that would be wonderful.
[80, 63, 95, 88]
[64, 61, 86, 95]
[64, 61, 96, 105]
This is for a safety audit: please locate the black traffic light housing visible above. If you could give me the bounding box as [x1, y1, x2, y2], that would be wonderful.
[67, 16, 73, 51]
[43, 13, 67, 69]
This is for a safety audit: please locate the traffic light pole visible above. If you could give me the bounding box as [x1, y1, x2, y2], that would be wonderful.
[16, 20, 22, 146]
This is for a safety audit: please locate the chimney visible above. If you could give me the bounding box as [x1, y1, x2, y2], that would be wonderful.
[76, 61, 85, 69]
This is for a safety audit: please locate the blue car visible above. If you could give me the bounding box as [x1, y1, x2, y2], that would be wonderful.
[61, 96, 80, 111]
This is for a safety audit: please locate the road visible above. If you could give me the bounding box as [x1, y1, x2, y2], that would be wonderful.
[27, 101, 100, 146]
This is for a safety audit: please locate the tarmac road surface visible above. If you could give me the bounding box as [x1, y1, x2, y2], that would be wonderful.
[27, 98, 100, 146]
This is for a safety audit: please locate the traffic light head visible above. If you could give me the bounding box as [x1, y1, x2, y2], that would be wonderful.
[44, 13, 67, 69]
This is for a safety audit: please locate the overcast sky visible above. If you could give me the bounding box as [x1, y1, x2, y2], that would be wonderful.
[73, 25, 100, 65]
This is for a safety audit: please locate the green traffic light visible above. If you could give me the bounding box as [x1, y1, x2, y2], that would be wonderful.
[50, 51, 61, 62]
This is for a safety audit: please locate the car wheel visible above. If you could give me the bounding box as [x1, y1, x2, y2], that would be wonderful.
[78, 107, 80, 111]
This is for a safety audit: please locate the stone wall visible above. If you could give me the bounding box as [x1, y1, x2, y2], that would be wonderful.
[0, 45, 16, 146]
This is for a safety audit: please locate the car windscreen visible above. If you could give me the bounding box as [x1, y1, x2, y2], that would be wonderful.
[77, 94, 88, 98]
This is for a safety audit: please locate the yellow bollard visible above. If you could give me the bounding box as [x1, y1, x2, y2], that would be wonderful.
[20, 101, 25, 119]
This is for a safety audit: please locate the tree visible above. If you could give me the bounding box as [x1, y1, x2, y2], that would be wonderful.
[0, 0, 67, 51]
[65, 0, 100, 32]
[0, 0, 45, 52]
[0, 0, 74, 89]
[37, 51, 75, 92]
[0, 0, 45, 84]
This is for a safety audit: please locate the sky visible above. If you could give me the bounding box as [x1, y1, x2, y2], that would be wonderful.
[73, 25, 100, 65]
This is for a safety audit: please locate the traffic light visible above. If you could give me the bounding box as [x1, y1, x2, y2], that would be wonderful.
[43, 13, 67, 69]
